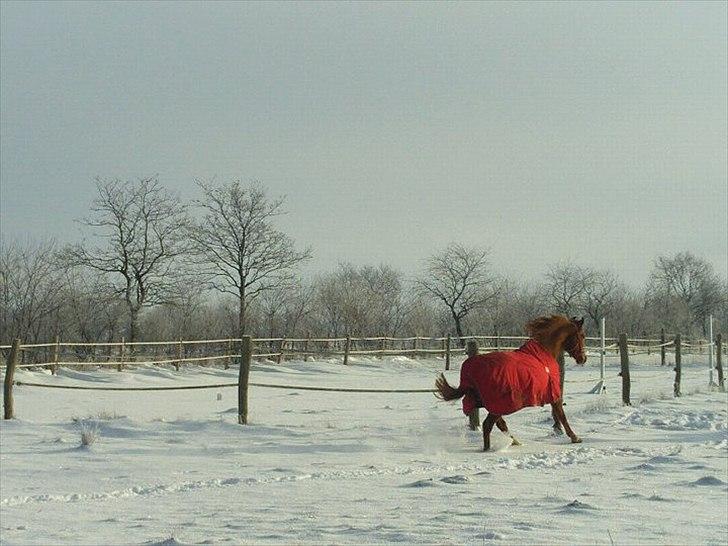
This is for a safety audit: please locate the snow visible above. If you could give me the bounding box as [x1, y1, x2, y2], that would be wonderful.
[1, 354, 726, 545]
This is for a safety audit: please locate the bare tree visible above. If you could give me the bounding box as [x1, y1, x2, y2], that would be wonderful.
[609, 287, 651, 337]
[187, 179, 311, 337]
[416, 244, 499, 343]
[140, 280, 211, 341]
[543, 261, 593, 317]
[360, 264, 410, 335]
[311, 263, 409, 336]
[0, 240, 65, 343]
[256, 280, 315, 338]
[465, 279, 528, 337]
[65, 177, 189, 342]
[312, 270, 349, 337]
[509, 282, 549, 330]
[258, 284, 292, 337]
[647, 251, 726, 334]
[581, 268, 625, 329]
[400, 290, 442, 337]
[58, 267, 125, 343]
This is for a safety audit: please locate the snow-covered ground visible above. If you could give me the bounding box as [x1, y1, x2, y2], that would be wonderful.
[1, 353, 726, 545]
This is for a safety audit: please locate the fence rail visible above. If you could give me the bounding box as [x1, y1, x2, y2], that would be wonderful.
[0, 333, 725, 372]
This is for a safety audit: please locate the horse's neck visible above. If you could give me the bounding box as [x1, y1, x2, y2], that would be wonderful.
[535, 328, 569, 359]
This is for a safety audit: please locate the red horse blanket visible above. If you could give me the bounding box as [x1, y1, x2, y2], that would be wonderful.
[460, 340, 561, 416]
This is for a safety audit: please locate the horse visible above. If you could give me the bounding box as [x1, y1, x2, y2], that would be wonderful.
[435, 315, 586, 451]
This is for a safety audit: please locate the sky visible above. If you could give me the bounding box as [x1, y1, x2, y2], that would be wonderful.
[1, 1, 726, 287]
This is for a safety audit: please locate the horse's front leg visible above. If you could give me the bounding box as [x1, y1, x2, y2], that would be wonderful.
[495, 417, 521, 446]
[482, 413, 499, 451]
[551, 399, 581, 443]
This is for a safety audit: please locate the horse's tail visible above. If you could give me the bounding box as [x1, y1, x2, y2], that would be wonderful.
[434, 373, 465, 401]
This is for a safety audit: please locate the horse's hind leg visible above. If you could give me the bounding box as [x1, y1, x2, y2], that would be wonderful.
[551, 405, 564, 435]
[467, 409, 480, 430]
[495, 417, 521, 446]
[552, 400, 581, 444]
[482, 413, 498, 451]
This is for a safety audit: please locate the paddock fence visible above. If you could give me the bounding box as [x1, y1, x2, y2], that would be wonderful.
[2, 328, 726, 422]
[1, 332, 725, 372]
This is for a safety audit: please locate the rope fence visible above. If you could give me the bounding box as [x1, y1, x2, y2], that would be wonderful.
[12, 381, 239, 391]
[12, 380, 436, 394]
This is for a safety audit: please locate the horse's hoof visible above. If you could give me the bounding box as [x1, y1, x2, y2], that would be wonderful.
[571, 436, 582, 444]
[511, 437, 522, 446]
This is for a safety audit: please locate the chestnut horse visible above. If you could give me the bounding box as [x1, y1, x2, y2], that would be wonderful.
[435, 315, 586, 451]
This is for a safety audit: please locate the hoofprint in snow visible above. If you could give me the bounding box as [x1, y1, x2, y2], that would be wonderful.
[1, 355, 726, 545]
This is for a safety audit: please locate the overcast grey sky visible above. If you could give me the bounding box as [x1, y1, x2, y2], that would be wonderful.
[1, 1, 726, 286]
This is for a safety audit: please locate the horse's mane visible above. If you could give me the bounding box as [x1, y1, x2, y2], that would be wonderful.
[525, 315, 574, 352]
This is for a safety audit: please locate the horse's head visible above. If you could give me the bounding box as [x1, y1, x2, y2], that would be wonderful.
[563, 317, 587, 365]
[526, 314, 588, 364]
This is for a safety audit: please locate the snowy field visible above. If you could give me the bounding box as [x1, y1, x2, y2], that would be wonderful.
[1, 352, 726, 545]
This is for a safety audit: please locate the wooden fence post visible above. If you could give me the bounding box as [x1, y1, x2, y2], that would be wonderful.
[660, 328, 666, 366]
[277, 338, 286, 364]
[715, 333, 724, 392]
[51, 335, 60, 375]
[118, 337, 125, 372]
[674, 334, 681, 397]
[3, 339, 20, 419]
[176, 339, 182, 372]
[618, 333, 630, 406]
[238, 336, 252, 425]
[466, 339, 478, 358]
[343, 335, 351, 366]
[445, 334, 451, 371]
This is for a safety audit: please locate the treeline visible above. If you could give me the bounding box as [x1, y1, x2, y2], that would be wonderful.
[1, 177, 726, 345]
